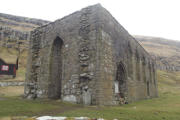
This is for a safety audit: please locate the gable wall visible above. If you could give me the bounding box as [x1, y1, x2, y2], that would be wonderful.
[25, 5, 105, 105]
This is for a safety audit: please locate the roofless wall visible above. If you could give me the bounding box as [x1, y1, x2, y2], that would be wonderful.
[25, 4, 158, 105]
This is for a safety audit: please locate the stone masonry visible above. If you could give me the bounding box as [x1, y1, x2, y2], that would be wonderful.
[24, 4, 158, 105]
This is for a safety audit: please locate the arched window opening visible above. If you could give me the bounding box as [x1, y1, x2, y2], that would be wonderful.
[48, 36, 63, 99]
[115, 62, 127, 99]
[142, 56, 146, 83]
[136, 49, 141, 81]
[147, 81, 150, 96]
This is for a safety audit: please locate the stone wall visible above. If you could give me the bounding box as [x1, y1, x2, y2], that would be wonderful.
[25, 5, 101, 104]
[0, 81, 24, 87]
[25, 4, 158, 105]
[135, 36, 180, 71]
[94, 5, 158, 104]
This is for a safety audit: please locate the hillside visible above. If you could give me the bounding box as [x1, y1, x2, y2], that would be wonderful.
[0, 13, 50, 80]
[135, 35, 180, 71]
[0, 13, 50, 50]
[0, 13, 49, 31]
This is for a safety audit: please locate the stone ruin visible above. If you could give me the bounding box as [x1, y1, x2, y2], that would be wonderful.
[24, 4, 158, 105]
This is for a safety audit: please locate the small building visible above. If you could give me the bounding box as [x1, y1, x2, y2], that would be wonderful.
[25, 4, 158, 105]
[0, 58, 17, 77]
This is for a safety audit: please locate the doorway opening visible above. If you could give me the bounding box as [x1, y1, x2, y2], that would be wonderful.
[115, 62, 127, 98]
[48, 36, 63, 99]
[147, 81, 150, 96]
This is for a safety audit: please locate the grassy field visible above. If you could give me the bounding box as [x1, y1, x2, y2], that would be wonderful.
[0, 70, 180, 119]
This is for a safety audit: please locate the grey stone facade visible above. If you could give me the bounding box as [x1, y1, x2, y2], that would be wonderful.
[24, 4, 158, 105]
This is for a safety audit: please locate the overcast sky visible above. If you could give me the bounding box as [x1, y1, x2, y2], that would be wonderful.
[0, 0, 180, 41]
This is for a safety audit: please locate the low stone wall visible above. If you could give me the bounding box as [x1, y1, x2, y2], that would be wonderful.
[0, 81, 24, 87]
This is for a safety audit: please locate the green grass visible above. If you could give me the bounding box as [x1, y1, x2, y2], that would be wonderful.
[59, 70, 180, 119]
[0, 97, 80, 117]
[0, 97, 55, 116]
[60, 94, 180, 120]
[0, 70, 180, 120]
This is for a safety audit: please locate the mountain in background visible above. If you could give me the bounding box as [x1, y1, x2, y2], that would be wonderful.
[0, 13, 50, 31]
[0, 12, 179, 72]
[0, 13, 50, 50]
[135, 35, 180, 71]
[0, 13, 50, 80]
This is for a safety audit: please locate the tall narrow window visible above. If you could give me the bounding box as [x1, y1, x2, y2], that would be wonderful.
[48, 36, 63, 99]
[115, 62, 127, 98]
[147, 81, 150, 96]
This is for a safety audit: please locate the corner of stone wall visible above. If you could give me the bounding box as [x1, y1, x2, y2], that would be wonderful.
[24, 28, 42, 99]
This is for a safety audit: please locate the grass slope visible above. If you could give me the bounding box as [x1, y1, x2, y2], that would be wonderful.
[0, 70, 180, 120]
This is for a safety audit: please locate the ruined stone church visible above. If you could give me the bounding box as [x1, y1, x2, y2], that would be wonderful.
[25, 4, 158, 105]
